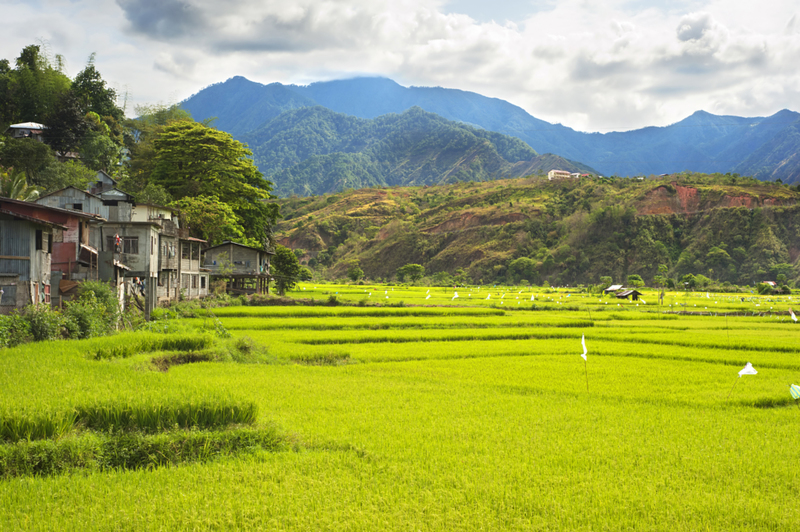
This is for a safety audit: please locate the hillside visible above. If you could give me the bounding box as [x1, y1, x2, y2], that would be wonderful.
[240, 106, 594, 196]
[273, 173, 800, 287]
[181, 76, 800, 181]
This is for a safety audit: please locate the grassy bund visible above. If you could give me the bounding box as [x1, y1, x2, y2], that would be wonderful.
[1, 284, 800, 530]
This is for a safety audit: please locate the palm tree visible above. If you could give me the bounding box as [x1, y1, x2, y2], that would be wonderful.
[0, 167, 42, 201]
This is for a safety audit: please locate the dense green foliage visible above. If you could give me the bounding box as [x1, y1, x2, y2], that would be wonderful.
[240, 106, 549, 196]
[276, 172, 800, 287]
[0, 45, 125, 191]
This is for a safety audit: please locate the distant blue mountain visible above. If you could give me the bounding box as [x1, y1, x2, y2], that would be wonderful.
[181, 76, 800, 182]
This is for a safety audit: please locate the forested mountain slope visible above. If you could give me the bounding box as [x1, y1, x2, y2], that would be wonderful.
[182, 76, 800, 181]
[273, 173, 800, 287]
[240, 106, 594, 197]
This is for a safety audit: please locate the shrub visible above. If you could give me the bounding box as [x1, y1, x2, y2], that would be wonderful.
[24, 304, 63, 342]
[63, 292, 111, 339]
[0, 311, 31, 348]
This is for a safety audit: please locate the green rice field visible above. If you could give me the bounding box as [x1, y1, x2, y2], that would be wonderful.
[1, 285, 799, 530]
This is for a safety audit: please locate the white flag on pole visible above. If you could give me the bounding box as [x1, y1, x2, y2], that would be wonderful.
[581, 334, 587, 361]
[738, 362, 757, 377]
[486, 294, 490, 300]
[426, 294, 431, 300]
[531, 295, 534, 301]
[790, 308, 797, 322]
[452, 292, 459, 300]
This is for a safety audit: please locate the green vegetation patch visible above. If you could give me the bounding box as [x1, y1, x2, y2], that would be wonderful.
[91, 334, 214, 360]
[0, 426, 287, 479]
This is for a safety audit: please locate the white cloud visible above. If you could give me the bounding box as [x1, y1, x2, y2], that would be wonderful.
[0, 0, 799, 132]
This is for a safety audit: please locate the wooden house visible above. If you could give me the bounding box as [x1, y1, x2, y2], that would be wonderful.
[0, 200, 61, 312]
[5, 122, 46, 142]
[616, 289, 642, 301]
[203, 241, 273, 295]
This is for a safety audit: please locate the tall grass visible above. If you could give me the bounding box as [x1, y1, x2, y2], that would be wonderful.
[0, 426, 286, 478]
[0, 398, 258, 443]
[91, 334, 213, 360]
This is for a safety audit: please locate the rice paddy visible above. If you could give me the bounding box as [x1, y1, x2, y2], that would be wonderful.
[1, 285, 799, 530]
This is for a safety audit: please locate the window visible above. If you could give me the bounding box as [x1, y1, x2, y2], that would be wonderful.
[200, 276, 206, 289]
[35, 230, 43, 251]
[182, 243, 190, 259]
[125, 237, 138, 254]
[192, 275, 198, 289]
[107, 236, 139, 254]
[73, 203, 83, 211]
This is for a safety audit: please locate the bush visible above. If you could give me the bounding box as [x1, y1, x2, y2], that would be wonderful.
[0, 311, 31, 348]
[63, 292, 111, 339]
[24, 304, 63, 342]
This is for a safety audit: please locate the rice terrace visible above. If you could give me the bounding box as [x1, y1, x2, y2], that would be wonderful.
[1, 284, 799, 530]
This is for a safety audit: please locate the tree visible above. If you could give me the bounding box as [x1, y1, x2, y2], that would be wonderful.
[170, 195, 248, 247]
[347, 263, 364, 282]
[0, 167, 41, 201]
[35, 160, 95, 193]
[43, 91, 89, 155]
[121, 103, 193, 193]
[627, 274, 644, 288]
[5, 45, 71, 124]
[507, 257, 537, 284]
[271, 245, 301, 295]
[0, 137, 55, 180]
[397, 263, 425, 282]
[599, 276, 613, 290]
[149, 121, 279, 245]
[71, 55, 123, 121]
[135, 183, 172, 206]
[150, 121, 269, 201]
[770, 263, 793, 280]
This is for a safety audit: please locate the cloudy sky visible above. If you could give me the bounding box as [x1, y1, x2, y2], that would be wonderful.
[3, 0, 799, 132]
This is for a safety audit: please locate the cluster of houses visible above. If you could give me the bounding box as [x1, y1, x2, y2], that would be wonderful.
[0, 169, 274, 317]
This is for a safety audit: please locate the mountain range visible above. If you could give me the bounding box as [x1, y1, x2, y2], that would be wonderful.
[238, 106, 593, 196]
[181, 76, 800, 190]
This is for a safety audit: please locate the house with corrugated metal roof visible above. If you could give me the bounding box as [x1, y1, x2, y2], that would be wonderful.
[616, 289, 642, 301]
[5, 122, 46, 142]
[204, 241, 273, 295]
[0, 199, 62, 312]
[0, 197, 111, 306]
[36, 186, 208, 312]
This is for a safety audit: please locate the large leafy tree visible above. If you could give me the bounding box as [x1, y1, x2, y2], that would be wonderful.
[150, 121, 280, 245]
[170, 195, 250, 247]
[151, 121, 267, 200]
[120, 104, 194, 193]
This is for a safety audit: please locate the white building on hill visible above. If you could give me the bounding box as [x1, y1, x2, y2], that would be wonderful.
[547, 169, 573, 180]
